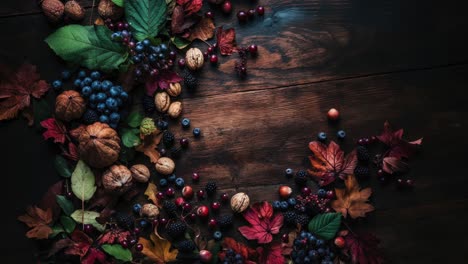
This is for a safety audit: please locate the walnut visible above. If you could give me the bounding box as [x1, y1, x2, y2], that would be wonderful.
[78, 122, 121, 168]
[102, 165, 133, 193]
[167, 102, 182, 119]
[154, 92, 171, 113]
[98, 0, 123, 20]
[167, 82, 182, 97]
[55, 90, 86, 122]
[41, 0, 64, 22]
[185, 48, 204, 70]
[140, 203, 159, 218]
[130, 164, 150, 183]
[64, 0, 84, 21]
[230, 192, 250, 213]
[155, 157, 175, 175]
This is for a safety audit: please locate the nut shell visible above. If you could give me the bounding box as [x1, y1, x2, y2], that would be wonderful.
[130, 164, 150, 183]
[230, 192, 250, 213]
[64, 0, 85, 21]
[102, 165, 132, 193]
[155, 157, 175, 175]
[154, 92, 171, 113]
[78, 122, 121, 168]
[185, 48, 204, 70]
[140, 203, 159, 218]
[98, 0, 124, 20]
[55, 90, 86, 122]
[167, 82, 182, 97]
[41, 0, 64, 22]
[167, 102, 182, 119]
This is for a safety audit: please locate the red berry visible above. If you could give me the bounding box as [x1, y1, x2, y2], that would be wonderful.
[152, 218, 159, 226]
[211, 201, 221, 211]
[222, 1, 232, 13]
[160, 218, 168, 225]
[182, 186, 194, 199]
[150, 69, 159, 76]
[169, 51, 176, 60]
[197, 189, 205, 199]
[247, 9, 256, 18]
[182, 202, 192, 211]
[327, 108, 340, 121]
[237, 11, 248, 22]
[175, 197, 185, 207]
[256, 6, 265, 16]
[212, 43, 218, 49]
[199, 250, 213, 263]
[370, 136, 377, 143]
[156, 192, 165, 200]
[239, 66, 247, 76]
[205, 11, 214, 19]
[301, 187, 312, 196]
[189, 213, 197, 220]
[406, 179, 415, 187]
[397, 178, 404, 187]
[180, 138, 189, 148]
[135, 243, 144, 252]
[248, 44, 258, 55]
[281, 233, 289, 243]
[66, 191, 73, 198]
[326, 190, 335, 199]
[334, 236, 345, 248]
[279, 185, 292, 198]
[357, 138, 365, 145]
[192, 172, 200, 181]
[117, 22, 124, 30]
[207, 46, 214, 54]
[210, 54, 218, 64]
[197, 205, 209, 217]
[208, 218, 217, 228]
[121, 240, 129, 248]
[377, 169, 385, 177]
[133, 227, 141, 235]
[166, 188, 175, 197]
[203, 51, 209, 59]
[83, 224, 93, 234]
[178, 58, 186, 68]
[129, 238, 137, 245]
[220, 192, 229, 202]
[363, 138, 370, 145]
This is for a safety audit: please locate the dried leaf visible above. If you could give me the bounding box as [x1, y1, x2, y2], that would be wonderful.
[138, 233, 178, 263]
[144, 182, 162, 207]
[257, 242, 285, 264]
[82, 248, 108, 264]
[382, 156, 410, 174]
[38, 180, 64, 220]
[171, 6, 198, 34]
[40, 118, 67, 144]
[145, 70, 183, 95]
[136, 133, 163, 163]
[98, 229, 131, 245]
[331, 175, 374, 219]
[17, 206, 53, 239]
[238, 201, 284, 244]
[188, 17, 215, 41]
[177, 0, 202, 16]
[308, 141, 357, 186]
[220, 237, 258, 262]
[216, 27, 237, 55]
[377, 121, 423, 159]
[342, 232, 384, 264]
[64, 230, 93, 257]
[281, 230, 298, 256]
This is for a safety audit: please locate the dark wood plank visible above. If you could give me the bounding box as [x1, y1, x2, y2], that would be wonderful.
[0, 0, 95, 17]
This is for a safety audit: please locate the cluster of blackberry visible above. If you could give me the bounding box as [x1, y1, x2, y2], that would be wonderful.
[291, 231, 336, 264]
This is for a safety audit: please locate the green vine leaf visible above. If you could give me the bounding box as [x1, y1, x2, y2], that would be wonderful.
[125, 0, 167, 41]
[102, 244, 133, 262]
[171, 36, 191, 50]
[49, 225, 65, 238]
[56, 195, 74, 216]
[45, 25, 128, 71]
[126, 111, 144, 128]
[54, 155, 72, 178]
[70, 160, 96, 202]
[121, 128, 141, 148]
[70, 210, 105, 232]
[112, 0, 124, 7]
[308, 213, 342, 241]
[60, 216, 76, 234]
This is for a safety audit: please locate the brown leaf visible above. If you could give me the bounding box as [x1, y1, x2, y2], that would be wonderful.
[138, 233, 178, 264]
[144, 182, 162, 208]
[331, 175, 374, 219]
[18, 206, 53, 239]
[216, 27, 237, 55]
[382, 156, 410, 174]
[136, 132, 162, 163]
[188, 17, 215, 41]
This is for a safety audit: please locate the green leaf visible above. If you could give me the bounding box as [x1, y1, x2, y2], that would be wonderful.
[60, 216, 76, 233]
[54, 155, 72, 178]
[71, 160, 97, 201]
[126, 111, 144, 128]
[49, 225, 65, 238]
[56, 195, 74, 216]
[112, 0, 124, 7]
[121, 128, 141, 148]
[45, 25, 128, 71]
[102, 244, 133, 262]
[308, 213, 342, 241]
[70, 210, 105, 232]
[125, 0, 167, 41]
[171, 36, 191, 50]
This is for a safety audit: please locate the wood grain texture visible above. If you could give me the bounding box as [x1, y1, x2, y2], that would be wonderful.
[0, 0, 96, 17]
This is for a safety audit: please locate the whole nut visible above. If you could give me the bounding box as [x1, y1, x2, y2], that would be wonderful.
[41, 0, 64, 22]
[154, 92, 171, 113]
[167, 82, 182, 97]
[230, 192, 250, 213]
[102, 165, 133, 193]
[140, 203, 159, 218]
[185, 48, 204, 70]
[64, 0, 85, 21]
[167, 102, 182, 119]
[130, 164, 150, 183]
[98, 0, 124, 20]
[155, 157, 175, 175]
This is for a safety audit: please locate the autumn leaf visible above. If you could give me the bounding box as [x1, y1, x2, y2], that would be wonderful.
[136, 132, 163, 163]
[64, 230, 93, 257]
[145, 70, 183, 95]
[144, 182, 162, 207]
[331, 175, 374, 219]
[377, 121, 423, 159]
[97, 229, 131, 245]
[216, 27, 237, 55]
[17, 206, 53, 239]
[40, 118, 67, 144]
[62, 142, 79, 161]
[188, 17, 215, 41]
[308, 141, 358, 186]
[171, 6, 198, 34]
[238, 201, 284, 244]
[219, 237, 258, 263]
[281, 230, 298, 256]
[382, 156, 410, 174]
[177, 0, 202, 16]
[257, 242, 285, 264]
[82, 248, 108, 264]
[342, 232, 384, 264]
[0, 63, 49, 121]
[138, 233, 178, 263]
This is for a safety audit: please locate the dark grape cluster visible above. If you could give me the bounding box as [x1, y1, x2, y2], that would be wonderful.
[129, 40, 175, 79]
[234, 45, 257, 78]
[222, 248, 244, 264]
[291, 231, 335, 264]
[295, 192, 332, 215]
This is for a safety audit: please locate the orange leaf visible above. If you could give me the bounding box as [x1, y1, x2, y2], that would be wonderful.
[136, 133, 162, 163]
[138, 233, 178, 264]
[144, 182, 162, 208]
[189, 17, 215, 41]
[18, 206, 53, 239]
[331, 175, 374, 219]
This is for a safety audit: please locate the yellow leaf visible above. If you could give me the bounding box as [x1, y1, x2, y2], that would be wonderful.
[331, 175, 374, 219]
[138, 233, 178, 263]
[144, 182, 162, 208]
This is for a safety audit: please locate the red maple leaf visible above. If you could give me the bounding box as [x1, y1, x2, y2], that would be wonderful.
[216, 27, 237, 55]
[145, 70, 183, 96]
[257, 242, 285, 264]
[65, 230, 93, 257]
[98, 229, 131, 245]
[82, 248, 109, 264]
[177, 0, 203, 16]
[238, 201, 284, 244]
[40, 118, 67, 144]
[308, 141, 357, 186]
[219, 237, 258, 264]
[377, 121, 423, 159]
[0, 63, 49, 122]
[342, 232, 384, 264]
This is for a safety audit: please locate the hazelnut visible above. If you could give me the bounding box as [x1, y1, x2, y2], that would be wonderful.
[185, 48, 204, 70]
[154, 92, 171, 113]
[102, 165, 132, 193]
[167, 102, 182, 119]
[130, 164, 150, 183]
[41, 0, 64, 22]
[64, 0, 85, 21]
[98, 0, 124, 20]
[167, 82, 182, 97]
[155, 157, 175, 175]
[230, 192, 250, 213]
[140, 203, 159, 218]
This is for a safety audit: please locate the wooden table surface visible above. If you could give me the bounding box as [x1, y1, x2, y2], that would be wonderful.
[1, 0, 468, 263]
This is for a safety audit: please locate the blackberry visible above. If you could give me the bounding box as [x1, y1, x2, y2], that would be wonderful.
[163, 201, 177, 217]
[357, 146, 370, 163]
[142, 95, 155, 114]
[82, 109, 99, 124]
[295, 170, 308, 186]
[283, 211, 297, 225]
[163, 131, 175, 147]
[216, 214, 233, 229]
[296, 214, 310, 227]
[177, 240, 196, 253]
[205, 181, 217, 195]
[183, 70, 198, 90]
[354, 166, 370, 178]
[166, 220, 187, 239]
[114, 212, 134, 229]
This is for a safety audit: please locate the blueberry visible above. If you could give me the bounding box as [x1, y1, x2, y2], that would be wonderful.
[52, 80, 62, 90]
[175, 178, 185, 188]
[192, 127, 201, 137]
[288, 197, 296, 206]
[317, 132, 327, 141]
[133, 203, 142, 214]
[83, 77, 92, 86]
[121, 30, 129, 38]
[149, 54, 157, 62]
[101, 80, 112, 92]
[337, 130, 346, 139]
[110, 87, 120, 97]
[104, 109, 111, 115]
[317, 248, 325, 256]
[316, 239, 324, 247]
[159, 178, 168, 187]
[158, 53, 165, 59]
[234, 253, 242, 261]
[300, 231, 308, 239]
[97, 103, 106, 112]
[73, 79, 82, 88]
[272, 200, 281, 209]
[91, 80, 101, 91]
[97, 92, 107, 102]
[81, 86, 92, 97]
[89, 103, 97, 109]
[317, 189, 326, 198]
[285, 168, 293, 177]
[167, 174, 176, 182]
[142, 39, 151, 46]
[304, 257, 311, 263]
[160, 43, 168, 52]
[89, 94, 97, 103]
[181, 118, 190, 129]
[111, 32, 121, 40]
[106, 97, 118, 109]
[99, 115, 109, 123]
[61, 70, 71, 80]
[115, 98, 123, 107]
[151, 46, 161, 53]
[120, 91, 128, 101]
[308, 250, 318, 259]
[139, 219, 148, 228]
[213, 231, 223, 241]
[280, 201, 289, 210]
[90, 71, 101, 80]
[132, 56, 141, 63]
[110, 112, 120, 123]
[157, 120, 169, 130]
[78, 70, 87, 78]
[135, 44, 144, 53]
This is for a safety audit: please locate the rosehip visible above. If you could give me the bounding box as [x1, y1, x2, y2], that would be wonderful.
[199, 250, 213, 263]
[156, 192, 165, 200]
[222, 1, 232, 14]
[197, 189, 205, 199]
[175, 197, 185, 207]
[197, 205, 209, 217]
[192, 172, 200, 181]
[211, 201, 221, 211]
[279, 185, 292, 198]
[165, 187, 175, 197]
[208, 218, 217, 228]
[220, 192, 229, 202]
[256, 6, 265, 16]
[281, 233, 289, 243]
[182, 186, 194, 199]
[135, 243, 144, 252]
[182, 202, 192, 211]
[334, 236, 346, 248]
[327, 108, 340, 121]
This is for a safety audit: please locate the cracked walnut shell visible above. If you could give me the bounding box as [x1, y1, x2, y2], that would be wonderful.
[185, 48, 204, 70]
[155, 157, 175, 175]
[130, 164, 150, 183]
[154, 92, 171, 113]
[55, 90, 86, 122]
[78, 122, 121, 168]
[102, 165, 133, 193]
[167, 102, 182, 119]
